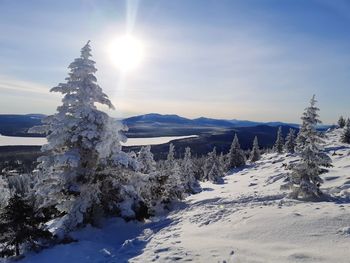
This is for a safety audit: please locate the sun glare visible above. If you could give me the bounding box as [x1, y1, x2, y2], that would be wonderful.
[108, 35, 144, 72]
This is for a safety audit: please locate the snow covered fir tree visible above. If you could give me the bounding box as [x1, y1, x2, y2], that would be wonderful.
[273, 126, 284, 154]
[28, 41, 134, 232]
[284, 128, 296, 153]
[249, 136, 261, 162]
[0, 194, 52, 257]
[341, 118, 350, 144]
[137, 145, 156, 173]
[181, 147, 201, 194]
[204, 147, 224, 183]
[338, 115, 346, 128]
[228, 134, 246, 169]
[287, 95, 332, 199]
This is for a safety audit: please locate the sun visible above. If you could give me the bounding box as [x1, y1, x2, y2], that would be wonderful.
[108, 35, 144, 72]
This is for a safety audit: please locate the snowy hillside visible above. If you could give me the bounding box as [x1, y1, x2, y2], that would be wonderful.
[15, 128, 350, 263]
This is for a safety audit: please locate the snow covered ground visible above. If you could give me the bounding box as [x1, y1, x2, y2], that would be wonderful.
[0, 135, 197, 147]
[16, 129, 350, 263]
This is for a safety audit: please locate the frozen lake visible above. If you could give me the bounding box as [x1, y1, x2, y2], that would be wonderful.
[0, 135, 197, 147]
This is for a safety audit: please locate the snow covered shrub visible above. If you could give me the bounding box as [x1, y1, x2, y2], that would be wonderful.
[228, 134, 246, 169]
[29, 41, 130, 232]
[94, 165, 150, 221]
[249, 136, 261, 162]
[287, 95, 332, 199]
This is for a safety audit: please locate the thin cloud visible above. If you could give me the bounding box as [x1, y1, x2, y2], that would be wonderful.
[0, 76, 50, 95]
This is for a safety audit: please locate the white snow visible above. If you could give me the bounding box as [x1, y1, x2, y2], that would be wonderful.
[14, 129, 350, 263]
[122, 135, 198, 146]
[0, 135, 197, 147]
[0, 135, 46, 146]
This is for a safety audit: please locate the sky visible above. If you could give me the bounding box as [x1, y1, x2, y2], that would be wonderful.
[1, 0, 350, 123]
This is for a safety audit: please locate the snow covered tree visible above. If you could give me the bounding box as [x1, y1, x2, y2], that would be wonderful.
[273, 126, 284, 154]
[284, 128, 296, 153]
[192, 156, 206, 181]
[288, 95, 332, 199]
[341, 118, 350, 144]
[163, 162, 185, 201]
[208, 163, 222, 184]
[29, 41, 129, 231]
[137, 145, 156, 173]
[296, 95, 320, 152]
[249, 136, 260, 162]
[165, 143, 176, 171]
[180, 147, 201, 194]
[204, 148, 224, 183]
[0, 194, 52, 257]
[0, 176, 10, 209]
[338, 115, 346, 128]
[228, 134, 246, 169]
[218, 152, 228, 172]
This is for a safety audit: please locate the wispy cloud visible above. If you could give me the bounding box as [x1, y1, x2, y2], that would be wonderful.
[0, 76, 50, 95]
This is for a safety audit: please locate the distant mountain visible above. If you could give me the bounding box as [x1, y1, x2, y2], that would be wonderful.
[0, 113, 331, 138]
[229, 119, 261, 127]
[123, 113, 300, 129]
[123, 113, 193, 126]
[0, 114, 45, 137]
[192, 117, 234, 127]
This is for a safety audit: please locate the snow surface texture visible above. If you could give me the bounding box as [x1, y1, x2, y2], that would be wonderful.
[13, 129, 350, 263]
[0, 135, 197, 147]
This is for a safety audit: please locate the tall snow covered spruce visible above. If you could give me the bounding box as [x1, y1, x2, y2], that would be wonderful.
[228, 134, 246, 169]
[29, 41, 129, 231]
[273, 126, 284, 154]
[288, 95, 332, 199]
[249, 136, 260, 162]
[284, 128, 296, 153]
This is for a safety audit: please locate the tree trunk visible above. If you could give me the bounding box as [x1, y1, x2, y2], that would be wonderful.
[15, 242, 19, 256]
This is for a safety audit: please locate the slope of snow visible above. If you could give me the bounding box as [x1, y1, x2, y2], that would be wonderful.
[15, 129, 350, 263]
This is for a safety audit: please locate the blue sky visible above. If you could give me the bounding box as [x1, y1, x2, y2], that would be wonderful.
[1, 0, 350, 123]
